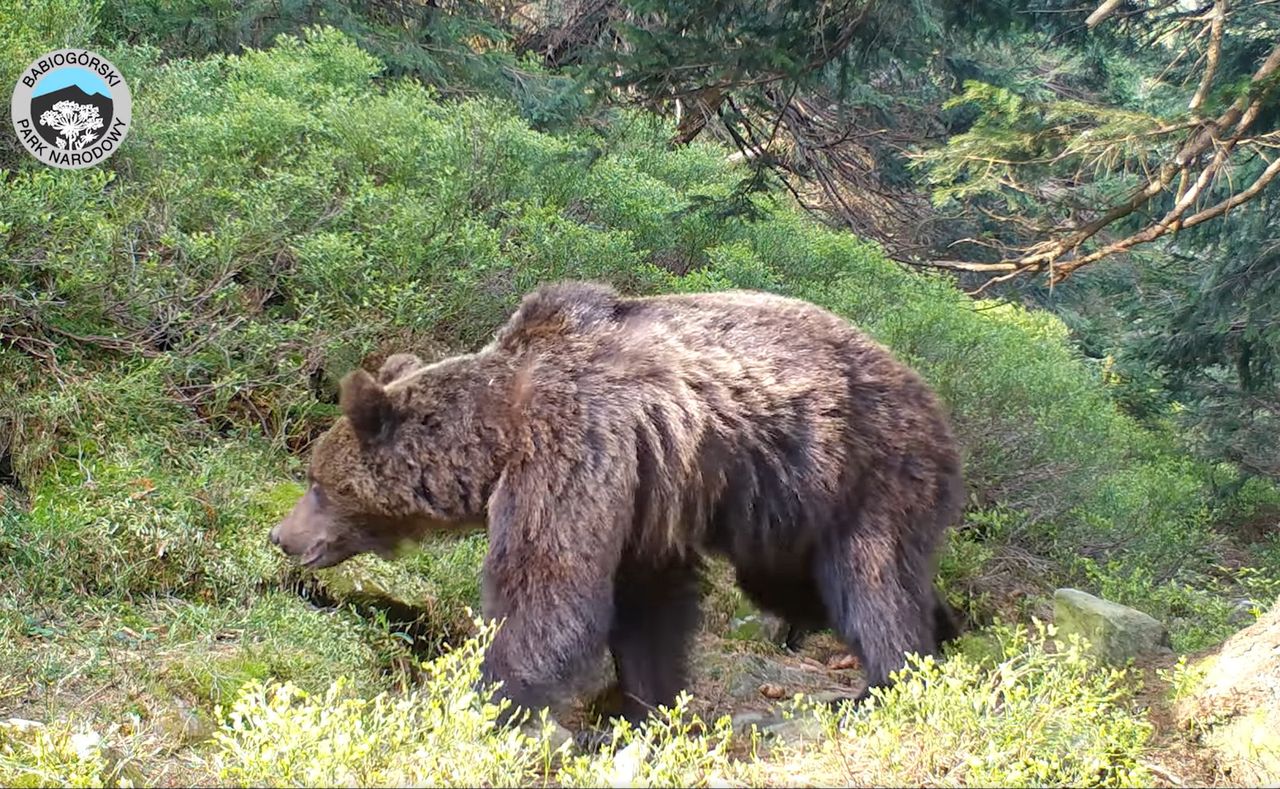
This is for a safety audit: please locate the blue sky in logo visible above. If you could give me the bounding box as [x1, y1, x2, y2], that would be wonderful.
[33, 67, 111, 98]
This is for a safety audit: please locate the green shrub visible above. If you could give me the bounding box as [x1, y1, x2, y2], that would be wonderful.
[555, 697, 739, 788]
[210, 616, 747, 787]
[207, 618, 1158, 788]
[0, 720, 123, 789]
[772, 622, 1154, 788]
[210, 618, 550, 787]
[0, 0, 101, 171]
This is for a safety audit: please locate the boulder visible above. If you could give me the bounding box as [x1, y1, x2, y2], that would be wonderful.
[519, 717, 574, 752]
[157, 702, 214, 745]
[726, 603, 790, 646]
[729, 709, 825, 746]
[1175, 601, 1280, 786]
[1053, 588, 1170, 665]
[715, 652, 817, 700]
[729, 710, 777, 733]
[762, 713, 826, 745]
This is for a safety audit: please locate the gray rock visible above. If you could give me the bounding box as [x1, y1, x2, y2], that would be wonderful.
[763, 715, 826, 744]
[547, 721, 575, 752]
[158, 703, 214, 745]
[1229, 598, 1261, 627]
[1053, 588, 1170, 665]
[730, 710, 780, 733]
[2, 718, 43, 732]
[721, 654, 791, 699]
[520, 718, 574, 752]
[806, 690, 854, 707]
[726, 605, 790, 646]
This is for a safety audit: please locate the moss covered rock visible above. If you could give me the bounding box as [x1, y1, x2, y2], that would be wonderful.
[1053, 588, 1170, 665]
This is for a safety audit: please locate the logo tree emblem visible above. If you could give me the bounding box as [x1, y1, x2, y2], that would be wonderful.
[38, 100, 104, 150]
[12, 49, 133, 169]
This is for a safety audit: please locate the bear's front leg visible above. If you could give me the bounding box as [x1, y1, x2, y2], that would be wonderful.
[477, 455, 633, 725]
[477, 572, 615, 723]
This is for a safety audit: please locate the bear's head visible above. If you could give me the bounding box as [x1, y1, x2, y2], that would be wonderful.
[269, 352, 492, 569]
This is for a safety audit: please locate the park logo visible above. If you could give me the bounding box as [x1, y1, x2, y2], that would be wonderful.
[10, 49, 132, 169]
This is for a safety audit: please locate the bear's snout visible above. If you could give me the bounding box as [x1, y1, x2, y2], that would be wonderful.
[268, 520, 297, 555]
[269, 485, 328, 560]
[269, 514, 311, 558]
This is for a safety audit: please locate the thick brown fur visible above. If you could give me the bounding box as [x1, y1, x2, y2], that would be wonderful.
[270, 281, 965, 723]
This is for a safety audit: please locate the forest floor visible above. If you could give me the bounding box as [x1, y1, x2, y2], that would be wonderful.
[1, 586, 1235, 787]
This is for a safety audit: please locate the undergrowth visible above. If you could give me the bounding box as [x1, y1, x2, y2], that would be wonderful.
[206, 620, 1154, 788]
[793, 622, 1155, 788]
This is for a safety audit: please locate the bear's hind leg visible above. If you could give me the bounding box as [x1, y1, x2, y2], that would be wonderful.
[813, 527, 935, 697]
[608, 558, 703, 724]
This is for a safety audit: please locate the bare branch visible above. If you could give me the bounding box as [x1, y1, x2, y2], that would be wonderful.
[918, 259, 1019, 273]
[1048, 152, 1280, 282]
[1085, 0, 1126, 29]
[1189, 0, 1226, 115]
[958, 40, 1280, 287]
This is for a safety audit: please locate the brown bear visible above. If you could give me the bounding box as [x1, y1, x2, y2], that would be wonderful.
[270, 281, 964, 723]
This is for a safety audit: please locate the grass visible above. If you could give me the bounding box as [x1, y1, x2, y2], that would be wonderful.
[805, 623, 1154, 788]
[3, 618, 1147, 788]
[185, 621, 1163, 787]
[0, 589, 416, 786]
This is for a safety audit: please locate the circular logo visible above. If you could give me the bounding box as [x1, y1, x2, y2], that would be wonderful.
[10, 49, 132, 169]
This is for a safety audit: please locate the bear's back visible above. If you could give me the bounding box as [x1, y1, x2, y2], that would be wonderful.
[623, 288, 869, 367]
[496, 281, 878, 380]
[494, 281, 950, 459]
[487, 281, 960, 558]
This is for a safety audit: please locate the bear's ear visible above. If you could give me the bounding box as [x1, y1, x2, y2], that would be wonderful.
[340, 369, 397, 445]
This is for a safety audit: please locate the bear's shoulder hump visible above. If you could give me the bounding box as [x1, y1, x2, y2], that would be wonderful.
[493, 281, 624, 350]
